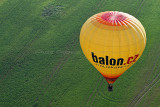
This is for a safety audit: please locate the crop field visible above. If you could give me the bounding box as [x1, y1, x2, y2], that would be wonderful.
[0, 0, 160, 106]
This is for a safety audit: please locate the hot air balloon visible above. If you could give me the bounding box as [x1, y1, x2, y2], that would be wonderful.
[80, 11, 146, 91]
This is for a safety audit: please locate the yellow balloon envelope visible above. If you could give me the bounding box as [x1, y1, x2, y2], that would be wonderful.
[80, 11, 146, 91]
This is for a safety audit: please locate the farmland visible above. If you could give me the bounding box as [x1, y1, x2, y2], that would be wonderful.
[0, 0, 160, 106]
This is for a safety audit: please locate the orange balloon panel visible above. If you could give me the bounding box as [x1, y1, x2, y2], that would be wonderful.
[80, 11, 146, 84]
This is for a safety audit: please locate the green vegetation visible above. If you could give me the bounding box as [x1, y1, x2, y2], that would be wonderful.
[0, 0, 160, 106]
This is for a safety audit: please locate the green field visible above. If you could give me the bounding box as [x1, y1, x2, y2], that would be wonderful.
[0, 0, 160, 106]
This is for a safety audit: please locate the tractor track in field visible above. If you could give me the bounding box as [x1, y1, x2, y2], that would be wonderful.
[48, 60, 81, 107]
[0, 0, 24, 60]
[89, 79, 104, 107]
[0, 0, 49, 81]
[133, 42, 160, 85]
[129, 51, 158, 103]
[0, 0, 44, 60]
[0, 25, 48, 81]
[33, 33, 79, 105]
[129, 43, 160, 106]
[84, 76, 103, 107]
[1, 16, 50, 81]
[144, 44, 160, 84]
[134, 0, 146, 18]
[128, 0, 145, 17]
[0, 0, 23, 25]
[42, 36, 79, 88]
[129, 65, 160, 107]
[32, 29, 80, 106]
[140, 0, 160, 85]
[133, 69, 160, 107]
[0, 0, 52, 60]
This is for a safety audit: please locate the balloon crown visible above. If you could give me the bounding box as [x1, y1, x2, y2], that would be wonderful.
[101, 12, 127, 23]
[96, 11, 129, 26]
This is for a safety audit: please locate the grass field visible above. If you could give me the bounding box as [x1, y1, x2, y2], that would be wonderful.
[0, 0, 160, 106]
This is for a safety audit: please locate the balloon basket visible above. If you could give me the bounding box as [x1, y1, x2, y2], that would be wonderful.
[108, 84, 113, 92]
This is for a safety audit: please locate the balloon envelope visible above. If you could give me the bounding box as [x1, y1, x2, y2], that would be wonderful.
[80, 11, 146, 84]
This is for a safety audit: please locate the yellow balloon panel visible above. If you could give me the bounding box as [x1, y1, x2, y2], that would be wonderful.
[80, 11, 146, 83]
[80, 37, 144, 77]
